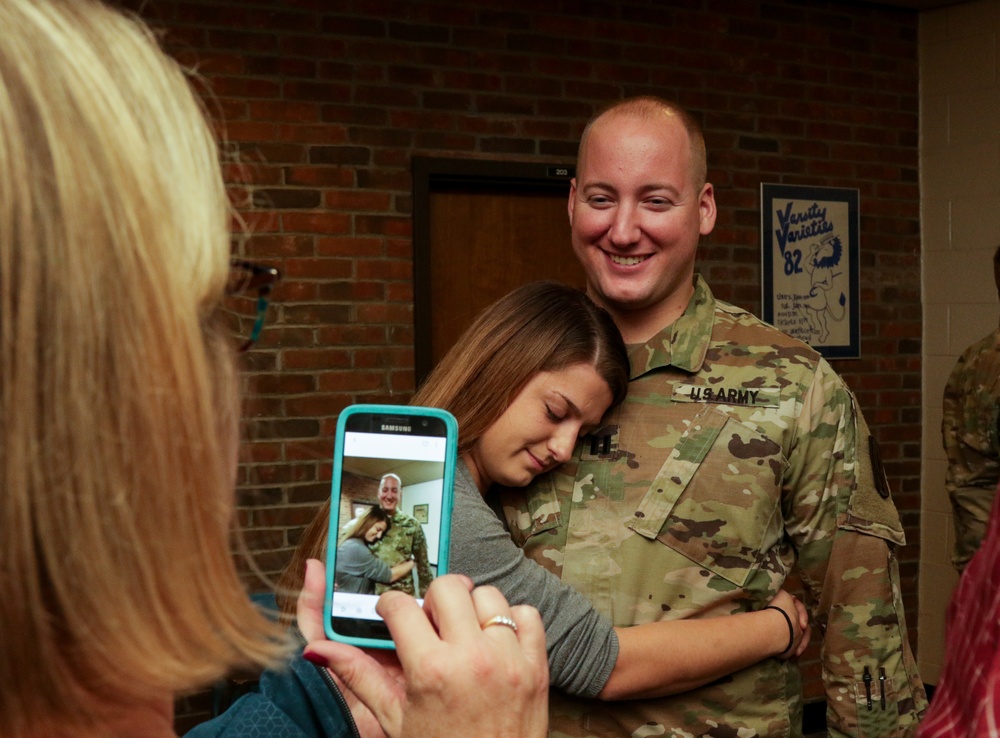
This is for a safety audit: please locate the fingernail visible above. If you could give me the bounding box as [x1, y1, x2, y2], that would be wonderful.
[303, 650, 328, 668]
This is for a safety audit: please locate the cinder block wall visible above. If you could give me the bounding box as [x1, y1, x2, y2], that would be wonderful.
[918, 0, 1000, 687]
[110, 0, 921, 730]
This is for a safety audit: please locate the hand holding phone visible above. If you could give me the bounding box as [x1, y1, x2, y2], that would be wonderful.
[324, 404, 458, 648]
[302, 560, 549, 738]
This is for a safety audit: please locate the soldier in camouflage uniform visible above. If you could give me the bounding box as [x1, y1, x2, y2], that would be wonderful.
[497, 97, 926, 737]
[369, 473, 433, 597]
[941, 245, 1000, 572]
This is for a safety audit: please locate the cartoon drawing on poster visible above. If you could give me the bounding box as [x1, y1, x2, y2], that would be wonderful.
[761, 184, 859, 359]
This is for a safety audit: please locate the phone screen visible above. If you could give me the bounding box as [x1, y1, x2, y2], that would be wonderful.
[325, 405, 456, 647]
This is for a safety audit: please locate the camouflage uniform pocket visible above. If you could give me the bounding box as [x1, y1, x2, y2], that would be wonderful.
[628, 405, 786, 587]
[852, 671, 898, 737]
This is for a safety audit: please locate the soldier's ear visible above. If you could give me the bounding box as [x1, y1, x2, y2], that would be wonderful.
[698, 183, 716, 236]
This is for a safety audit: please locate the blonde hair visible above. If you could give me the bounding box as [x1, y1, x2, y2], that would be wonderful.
[579, 96, 708, 190]
[0, 0, 287, 734]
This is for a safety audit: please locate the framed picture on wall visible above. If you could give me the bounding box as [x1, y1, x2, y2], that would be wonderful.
[351, 501, 373, 520]
[761, 183, 860, 359]
[412, 503, 429, 524]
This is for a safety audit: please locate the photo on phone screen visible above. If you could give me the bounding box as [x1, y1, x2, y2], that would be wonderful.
[324, 405, 457, 648]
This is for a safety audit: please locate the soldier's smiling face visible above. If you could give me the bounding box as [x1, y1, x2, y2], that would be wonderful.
[378, 476, 400, 514]
[569, 111, 716, 340]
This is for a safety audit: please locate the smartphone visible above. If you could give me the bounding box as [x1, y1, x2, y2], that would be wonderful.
[324, 404, 458, 649]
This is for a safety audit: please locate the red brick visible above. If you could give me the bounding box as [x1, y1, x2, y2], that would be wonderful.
[354, 215, 412, 237]
[315, 236, 384, 257]
[278, 124, 349, 145]
[280, 211, 351, 234]
[252, 373, 317, 395]
[280, 257, 354, 280]
[251, 504, 323, 527]
[353, 347, 413, 369]
[244, 234, 316, 258]
[324, 190, 392, 211]
[283, 349, 353, 370]
[317, 371, 387, 393]
[238, 441, 284, 464]
[222, 120, 279, 142]
[211, 76, 282, 99]
[385, 281, 413, 303]
[285, 166, 356, 187]
[235, 210, 280, 234]
[356, 303, 412, 324]
[317, 324, 387, 346]
[353, 259, 409, 282]
[282, 303, 352, 325]
[285, 394, 357, 417]
[248, 100, 321, 123]
[317, 280, 384, 302]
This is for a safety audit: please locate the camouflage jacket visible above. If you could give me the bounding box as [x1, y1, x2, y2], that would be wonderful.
[497, 276, 926, 738]
[370, 509, 432, 597]
[942, 325, 1000, 571]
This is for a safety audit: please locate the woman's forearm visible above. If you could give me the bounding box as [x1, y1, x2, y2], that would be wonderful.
[389, 560, 415, 583]
[600, 608, 791, 700]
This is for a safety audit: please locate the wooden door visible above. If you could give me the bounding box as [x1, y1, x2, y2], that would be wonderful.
[412, 158, 586, 383]
[426, 184, 583, 371]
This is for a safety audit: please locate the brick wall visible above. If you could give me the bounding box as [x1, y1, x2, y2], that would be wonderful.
[114, 0, 921, 731]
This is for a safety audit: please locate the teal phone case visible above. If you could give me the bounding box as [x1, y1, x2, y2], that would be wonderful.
[323, 404, 458, 649]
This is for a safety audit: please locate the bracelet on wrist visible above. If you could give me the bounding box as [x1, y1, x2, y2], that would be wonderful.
[764, 605, 795, 656]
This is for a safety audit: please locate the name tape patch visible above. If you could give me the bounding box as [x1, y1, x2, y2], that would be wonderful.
[673, 383, 781, 407]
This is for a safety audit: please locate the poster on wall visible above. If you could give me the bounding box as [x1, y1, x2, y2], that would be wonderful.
[761, 183, 860, 359]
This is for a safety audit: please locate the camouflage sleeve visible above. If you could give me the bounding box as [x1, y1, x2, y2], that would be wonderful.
[412, 523, 433, 598]
[785, 360, 927, 737]
[941, 353, 965, 495]
[941, 352, 998, 571]
[947, 484, 994, 572]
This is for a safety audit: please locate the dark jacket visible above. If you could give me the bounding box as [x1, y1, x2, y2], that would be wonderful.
[185, 647, 360, 738]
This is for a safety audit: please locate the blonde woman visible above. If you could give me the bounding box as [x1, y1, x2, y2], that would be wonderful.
[0, 2, 547, 737]
[0, 2, 289, 735]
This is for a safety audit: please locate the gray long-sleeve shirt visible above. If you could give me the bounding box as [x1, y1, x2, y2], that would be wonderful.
[449, 459, 618, 698]
[334, 537, 391, 594]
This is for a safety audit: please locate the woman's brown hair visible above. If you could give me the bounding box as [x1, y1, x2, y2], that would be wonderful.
[412, 280, 628, 456]
[344, 506, 393, 542]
